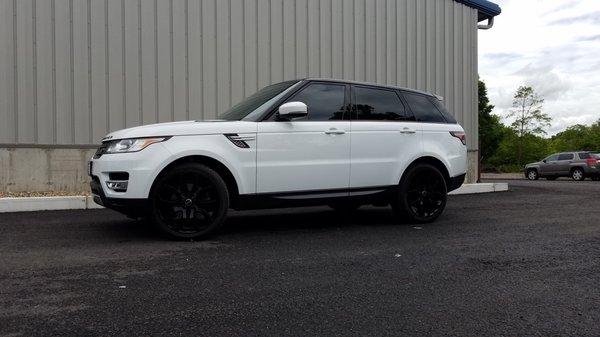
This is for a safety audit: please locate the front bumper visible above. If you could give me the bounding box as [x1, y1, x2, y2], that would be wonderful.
[90, 176, 149, 217]
[89, 142, 171, 199]
[89, 142, 171, 217]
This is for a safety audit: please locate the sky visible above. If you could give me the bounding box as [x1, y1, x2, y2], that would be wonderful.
[478, 0, 600, 135]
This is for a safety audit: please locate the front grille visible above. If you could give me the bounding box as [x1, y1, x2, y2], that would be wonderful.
[93, 143, 108, 158]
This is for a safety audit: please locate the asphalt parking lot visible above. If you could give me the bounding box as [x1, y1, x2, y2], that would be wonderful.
[1, 179, 600, 336]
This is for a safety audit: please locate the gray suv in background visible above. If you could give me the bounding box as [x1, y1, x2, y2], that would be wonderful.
[525, 152, 600, 181]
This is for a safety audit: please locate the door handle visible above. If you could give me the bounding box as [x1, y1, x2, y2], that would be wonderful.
[400, 128, 416, 134]
[325, 128, 346, 135]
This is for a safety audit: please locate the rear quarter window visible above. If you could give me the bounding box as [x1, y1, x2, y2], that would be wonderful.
[402, 92, 447, 123]
[429, 97, 457, 123]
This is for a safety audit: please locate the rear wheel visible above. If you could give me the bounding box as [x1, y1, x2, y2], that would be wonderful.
[526, 169, 539, 180]
[150, 163, 229, 240]
[392, 163, 447, 223]
[571, 168, 585, 181]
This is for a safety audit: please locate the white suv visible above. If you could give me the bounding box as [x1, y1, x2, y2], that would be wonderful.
[90, 79, 467, 239]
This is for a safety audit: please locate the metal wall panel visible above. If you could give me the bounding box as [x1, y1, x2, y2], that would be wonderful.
[72, 0, 91, 143]
[0, 0, 479, 150]
[0, 0, 16, 143]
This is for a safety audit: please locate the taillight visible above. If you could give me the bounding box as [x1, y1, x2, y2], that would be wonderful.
[586, 158, 598, 167]
[450, 131, 466, 145]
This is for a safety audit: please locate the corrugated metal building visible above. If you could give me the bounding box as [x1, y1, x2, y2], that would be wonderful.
[0, 0, 500, 192]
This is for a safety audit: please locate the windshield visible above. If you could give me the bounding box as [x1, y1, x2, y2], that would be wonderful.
[218, 80, 300, 121]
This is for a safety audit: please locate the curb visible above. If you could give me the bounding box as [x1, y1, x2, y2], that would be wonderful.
[1, 183, 508, 212]
[481, 173, 524, 180]
[449, 183, 509, 195]
[0, 196, 103, 213]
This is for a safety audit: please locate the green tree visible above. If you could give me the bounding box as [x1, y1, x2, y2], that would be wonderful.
[507, 86, 551, 165]
[489, 129, 551, 171]
[478, 79, 504, 164]
[550, 121, 600, 152]
[551, 124, 594, 152]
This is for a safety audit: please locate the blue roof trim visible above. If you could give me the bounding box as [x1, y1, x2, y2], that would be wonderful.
[456, 0, 501, 19]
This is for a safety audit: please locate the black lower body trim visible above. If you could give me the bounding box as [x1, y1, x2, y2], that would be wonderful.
[232, 186, 395, 210]
[90, 176, 149, 218]
[447, 173, 466, 192]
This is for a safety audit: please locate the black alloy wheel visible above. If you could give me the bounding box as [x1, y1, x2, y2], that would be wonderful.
[393, 163, 447, 223]
[151, 163, 229, 240]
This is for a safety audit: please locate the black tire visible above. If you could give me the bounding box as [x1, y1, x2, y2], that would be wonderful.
[392, 163, 447, 223]
[546, 176, 557, 181]
[571, 168, 585, 181]
[150, 163, 229, 240]
[328, 201, 361, 213]
[526, 169, 539, 180]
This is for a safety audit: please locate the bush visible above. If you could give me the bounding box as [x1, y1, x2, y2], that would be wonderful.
[487, 129, 550, 167]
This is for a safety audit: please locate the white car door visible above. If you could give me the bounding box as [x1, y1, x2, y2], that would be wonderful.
[256, 82, 351, 194]
[349, 85, 422, 188]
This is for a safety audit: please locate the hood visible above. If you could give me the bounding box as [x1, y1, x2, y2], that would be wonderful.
[525, 161, 543, 167]
[101, 120, 257, 142]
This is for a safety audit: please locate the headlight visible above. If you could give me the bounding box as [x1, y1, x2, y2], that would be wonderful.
[105, 137, 169, 154]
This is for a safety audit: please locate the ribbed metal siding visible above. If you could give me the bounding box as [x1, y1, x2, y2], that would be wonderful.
[0, 0, 479, 149]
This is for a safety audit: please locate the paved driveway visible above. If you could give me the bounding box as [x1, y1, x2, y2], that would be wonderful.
[1, 180, 600, 336]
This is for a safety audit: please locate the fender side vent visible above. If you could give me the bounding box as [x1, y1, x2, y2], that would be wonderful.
[224, 133, 253, 148]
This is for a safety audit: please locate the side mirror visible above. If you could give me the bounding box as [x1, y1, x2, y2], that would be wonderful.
[542, 159, 547, 163]
[277, 101, 307, 121]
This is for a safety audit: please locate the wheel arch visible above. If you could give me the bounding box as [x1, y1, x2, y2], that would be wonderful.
[150, 155, 241, 206]
[571, 166, 585, 173]
[571, 166, 585, 180]
[400, 156, 451, 188]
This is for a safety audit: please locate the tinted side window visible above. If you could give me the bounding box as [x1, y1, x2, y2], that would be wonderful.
[353, 87, 413, 121]
[403, 92, 446, 123]
[429, 97, 457, 123]
[578, 152, 590, 159]
[558, 153, 574, 160]
[287, 83, 346, 121]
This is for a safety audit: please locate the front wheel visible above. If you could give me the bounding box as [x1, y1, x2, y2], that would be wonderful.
[392, 163, 447, 223]
[571, 168, 585, 181]
[150, 163, 229, 240]
[526, 169, 539, 180]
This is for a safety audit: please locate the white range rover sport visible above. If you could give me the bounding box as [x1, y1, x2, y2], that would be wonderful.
[90, 79, 467, 239]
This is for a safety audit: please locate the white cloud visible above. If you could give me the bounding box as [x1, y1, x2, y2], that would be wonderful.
[479, 0, 600, 135]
